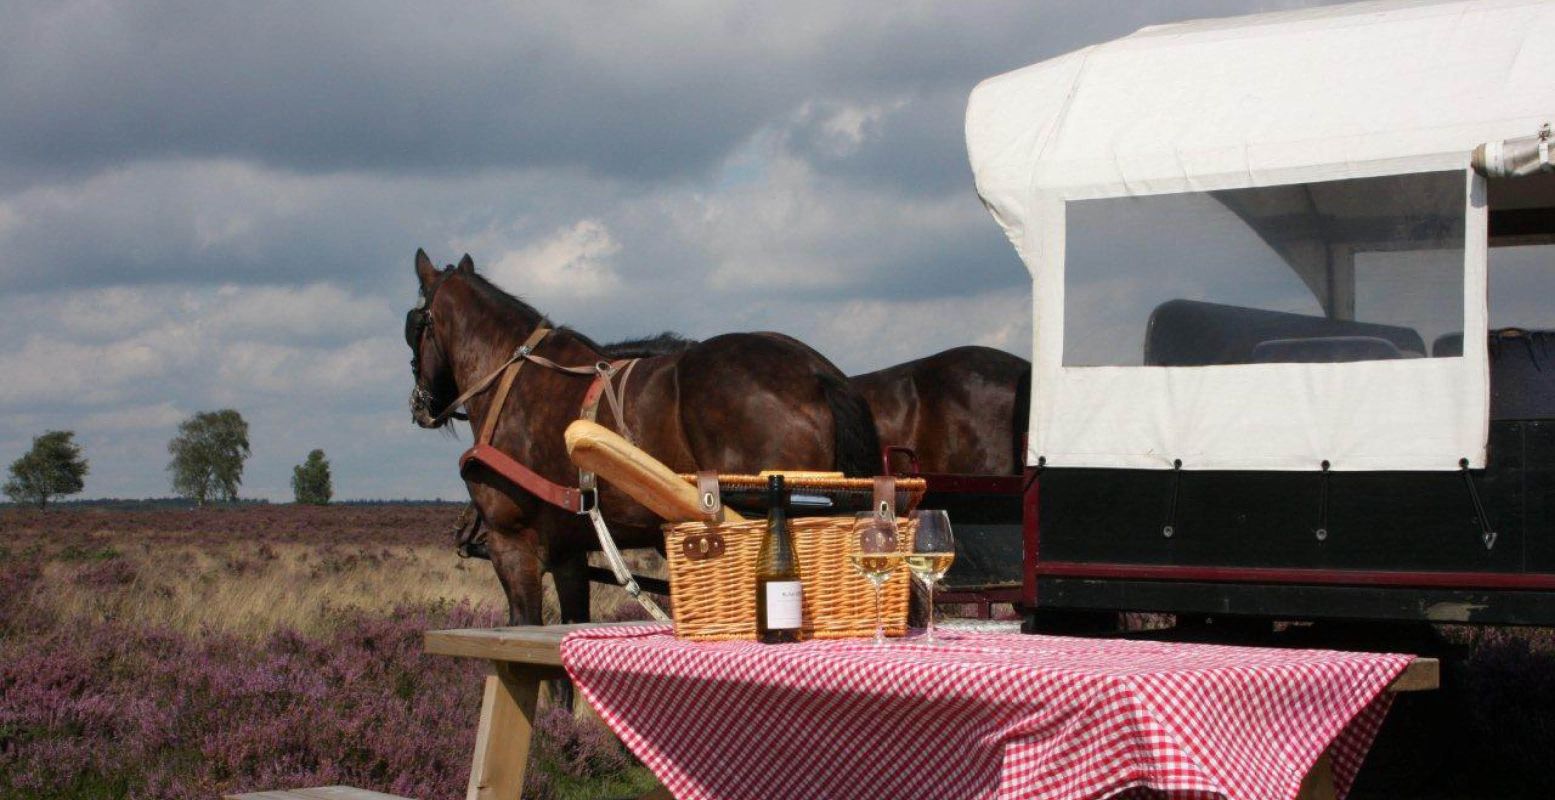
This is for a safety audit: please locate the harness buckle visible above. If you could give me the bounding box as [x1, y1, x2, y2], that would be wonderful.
[577, 485, 599, 515]
[514, 343, 536, 359]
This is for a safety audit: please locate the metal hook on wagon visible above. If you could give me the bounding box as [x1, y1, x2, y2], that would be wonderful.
[1161, 459, 1183, 539]
[1459, 458, 1498, 551]
[1313, 460, 1331, 543]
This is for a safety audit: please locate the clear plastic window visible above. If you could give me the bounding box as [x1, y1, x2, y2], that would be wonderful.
[1486, 172, 1555, 336]
[1063, 172, 1465, 367]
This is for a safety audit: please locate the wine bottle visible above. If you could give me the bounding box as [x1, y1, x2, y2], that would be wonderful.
[756, 475, 803, 643]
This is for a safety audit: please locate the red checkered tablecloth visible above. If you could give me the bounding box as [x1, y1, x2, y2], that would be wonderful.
[561, 624, 1410, 800]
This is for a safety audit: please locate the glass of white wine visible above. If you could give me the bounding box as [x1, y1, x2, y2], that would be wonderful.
[908, 509, 955, 644]
[850, 511, 901, 645]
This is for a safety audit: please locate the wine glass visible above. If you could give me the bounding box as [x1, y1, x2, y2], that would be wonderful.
[908, 510, 955, 644]
[850, 511, 901, 645]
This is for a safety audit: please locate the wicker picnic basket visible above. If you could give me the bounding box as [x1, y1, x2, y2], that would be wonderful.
[664, 474, 926, 642]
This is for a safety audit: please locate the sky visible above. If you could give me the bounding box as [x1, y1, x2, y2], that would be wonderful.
[0, 0, 1346, 501]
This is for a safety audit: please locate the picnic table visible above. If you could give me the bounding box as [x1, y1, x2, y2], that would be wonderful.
[425, 623, 1437, 800]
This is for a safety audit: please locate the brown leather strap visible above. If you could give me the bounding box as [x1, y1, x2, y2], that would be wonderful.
[610, 359, 640, 442]
[524, 353, 600, 376]
[461, 444, 585, 512]
[696, 471, 722, 520]
[873, 476, 898, 519]
[580, 358, 640, 444]
[435, 326, 551, 426]
[580, 359, 630, 423]
[477, 327, 551, 446]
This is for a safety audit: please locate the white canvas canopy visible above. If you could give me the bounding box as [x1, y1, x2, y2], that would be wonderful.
[967, 0, 1555, 472]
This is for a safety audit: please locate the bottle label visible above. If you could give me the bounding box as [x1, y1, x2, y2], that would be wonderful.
[764, 581, 803, 630]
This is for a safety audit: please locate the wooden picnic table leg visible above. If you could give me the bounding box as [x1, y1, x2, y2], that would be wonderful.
[1295, 752, 1336, 800]
[466, 661, 553, 800]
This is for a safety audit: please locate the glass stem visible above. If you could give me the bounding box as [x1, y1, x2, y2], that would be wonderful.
[926, 580, 936, 642]
[873, 581, 884, 644]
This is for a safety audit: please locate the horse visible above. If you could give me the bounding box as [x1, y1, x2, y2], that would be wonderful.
[850, 346, 1030, 475]
[405, 250, 880, 628]
[567, 335, 1033, 477]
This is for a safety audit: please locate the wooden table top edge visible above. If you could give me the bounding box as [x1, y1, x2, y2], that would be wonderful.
[422, 624, 1440, 692]
[1389, 657, 1439, 692]
[423, 622, 626, 665]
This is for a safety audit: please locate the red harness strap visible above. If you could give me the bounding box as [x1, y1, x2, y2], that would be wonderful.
[460, 443, 588, 511]
[457, 330, 638, 514]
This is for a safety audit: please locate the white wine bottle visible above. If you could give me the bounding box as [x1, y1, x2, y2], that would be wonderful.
[756, 475, 802, 643]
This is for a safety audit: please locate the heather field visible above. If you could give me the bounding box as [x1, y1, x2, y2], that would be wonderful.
[4, 505, 1555, 799]
[0, 504, 660, 800]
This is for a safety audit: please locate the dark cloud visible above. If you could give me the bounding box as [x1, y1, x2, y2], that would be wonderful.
[0, 1, 1335, 184]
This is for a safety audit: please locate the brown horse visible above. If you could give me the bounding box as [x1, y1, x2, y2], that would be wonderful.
[406, 250, 879, 626]
[851, 346, 1030, 475]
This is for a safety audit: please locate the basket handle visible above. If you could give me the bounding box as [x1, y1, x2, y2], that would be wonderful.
[696, 470, 723, 520]
[873, 476, 897, 520]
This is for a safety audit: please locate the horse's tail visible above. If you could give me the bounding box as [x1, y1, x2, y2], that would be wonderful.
[820, 372, 881, 477]
[1011, 365, 1032, 475]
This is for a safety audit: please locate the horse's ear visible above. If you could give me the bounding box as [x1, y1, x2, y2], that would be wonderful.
[456, 253, 475, 274]
[415, 249, 439, 286]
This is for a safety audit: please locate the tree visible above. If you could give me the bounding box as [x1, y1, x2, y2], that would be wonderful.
[291, 449, 332, 505]
[4, 430, 88, 510]
[167, 410, 250, 505]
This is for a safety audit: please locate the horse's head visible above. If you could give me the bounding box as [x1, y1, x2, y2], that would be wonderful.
[406, 249, 473, 428]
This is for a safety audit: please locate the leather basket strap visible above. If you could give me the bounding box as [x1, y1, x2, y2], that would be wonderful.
[873, 476, 898, 520]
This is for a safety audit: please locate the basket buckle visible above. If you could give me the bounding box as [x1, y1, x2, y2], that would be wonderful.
[681, 533, 726, 561]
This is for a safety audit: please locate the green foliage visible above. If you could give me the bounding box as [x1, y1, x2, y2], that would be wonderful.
[291, 449, 333, 505]
[166, 410, 251, 506]
[55, 544, 120, 562]
[4, 430, 88, 510]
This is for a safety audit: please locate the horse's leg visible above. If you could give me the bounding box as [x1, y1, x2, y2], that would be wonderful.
[486, 524, 545, 626]
[552, 541, 591, 624]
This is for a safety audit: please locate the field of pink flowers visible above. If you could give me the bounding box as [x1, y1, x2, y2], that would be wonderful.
[4, 504, 1555, 798]
[0, 505, 656, 800]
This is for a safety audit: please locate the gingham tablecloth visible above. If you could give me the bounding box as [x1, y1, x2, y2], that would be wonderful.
[560, 623, 1410, 800]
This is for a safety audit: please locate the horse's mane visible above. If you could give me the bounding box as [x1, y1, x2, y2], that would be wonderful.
[462, 270, 696, 358]
[462, 270, 554, 329]
[602, 332, 699, 358]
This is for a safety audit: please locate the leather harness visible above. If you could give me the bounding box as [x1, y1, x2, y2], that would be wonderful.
[451, 326, 640, 514]
[412, 274, 668, 620]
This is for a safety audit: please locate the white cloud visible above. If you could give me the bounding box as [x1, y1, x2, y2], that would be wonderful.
[793, 98, 910, 158]
[482, 219, 624, 302]
[771, 289, 1030, 375]
[200, 283, 391, 342]
[670, 153, 986, 295]
[79, 402, 185, 432]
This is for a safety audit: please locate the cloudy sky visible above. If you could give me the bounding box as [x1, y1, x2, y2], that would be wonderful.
[0, 0, 1343, 501]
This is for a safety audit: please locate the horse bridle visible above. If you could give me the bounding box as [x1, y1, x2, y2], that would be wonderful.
[405, 267, 469, 422]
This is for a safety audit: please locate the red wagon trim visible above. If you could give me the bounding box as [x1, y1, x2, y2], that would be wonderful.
[1033, 560, 1555, 591]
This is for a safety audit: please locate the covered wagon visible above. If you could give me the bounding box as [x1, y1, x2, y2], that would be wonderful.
[952, 0, 1555, 626]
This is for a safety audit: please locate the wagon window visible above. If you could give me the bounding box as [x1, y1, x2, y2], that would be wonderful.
[1486, 172, 1555, 337]
[1063, 171, 1465, 367]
